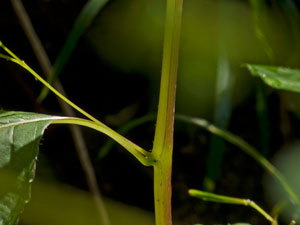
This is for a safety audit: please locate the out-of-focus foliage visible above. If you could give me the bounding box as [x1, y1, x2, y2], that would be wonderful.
[264, 142, 300, 223]
[189, 189, 275, 224]
[87, 0, 296, 118]
[39, 0, 109, 101]
[20, 178, 156, 225]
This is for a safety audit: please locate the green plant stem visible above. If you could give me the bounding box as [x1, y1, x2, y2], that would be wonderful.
[249, 0, 274, 61]
[152, 0, 182, 158]
[152, 0, 183, 224]
[52, 118, 154, 166]
[177, 115, 300, 207]
[0, 42, 100, 124]
[188, 189, 277, 224]
[98, 114, 156, 159]
[0, 43, 153, 166]
[9, 2, 110, 224]
[96, 111, 300, 211]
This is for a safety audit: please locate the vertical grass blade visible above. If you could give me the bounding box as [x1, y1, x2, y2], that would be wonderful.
[205, 49, 234, 191]
[38, 0, 109, 102]
[249, 0, 272, 157]
[204, 2, 236, 191]
[255, 81, 270, 156]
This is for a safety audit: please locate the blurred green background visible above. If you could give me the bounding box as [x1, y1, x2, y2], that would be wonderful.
[1, 0, 300, 224]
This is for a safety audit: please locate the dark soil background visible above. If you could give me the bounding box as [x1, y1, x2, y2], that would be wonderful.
[1, 0, 300, 225]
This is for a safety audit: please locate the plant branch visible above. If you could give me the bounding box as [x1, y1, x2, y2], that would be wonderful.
[0, 43, 100, 124]
[189, 189, 277, 224]
[9, 2, 104, 224]
[0, 43, 153, 165]
[98, 114, 157, 159]
[52, 118, 154, 166]
[92, 111, 300, 211]
[178, 115, 300, 208]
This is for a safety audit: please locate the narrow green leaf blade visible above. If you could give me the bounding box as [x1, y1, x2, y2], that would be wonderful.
[0, 111, 61, 225]
[246, 64, 300, 93]
[38, 0, 109, 102]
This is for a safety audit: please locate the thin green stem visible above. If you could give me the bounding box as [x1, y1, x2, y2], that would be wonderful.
[189, 189, 277, 224]
[178, 115, 300, 207]
[52, 118, 154, 166]
[0, 42, 154, 166]
[94, 111, 300, 211]
[152, 0, 183, 225]
[0, 42, 100, 125]
[9, 2, 111, 223]
[98, 114, 156, 159]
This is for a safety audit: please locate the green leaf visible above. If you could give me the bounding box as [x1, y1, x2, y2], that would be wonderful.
[0, 105, 153, 225]
[246, 64, 300, 93]
[0, 110, 153, 225]
[0, 43, 153, 166]
[0, 111, 61, 225]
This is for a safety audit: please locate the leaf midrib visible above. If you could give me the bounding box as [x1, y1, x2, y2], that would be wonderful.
[0, 117, 65, 129]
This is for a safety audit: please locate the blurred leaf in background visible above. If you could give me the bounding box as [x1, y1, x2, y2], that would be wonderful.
[87, 0, 296, 118]
[20, 178, 156, 225]
[264, 142, 300, 223]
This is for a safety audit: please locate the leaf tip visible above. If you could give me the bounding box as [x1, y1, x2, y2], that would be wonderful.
[243, 63, 255, 72]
